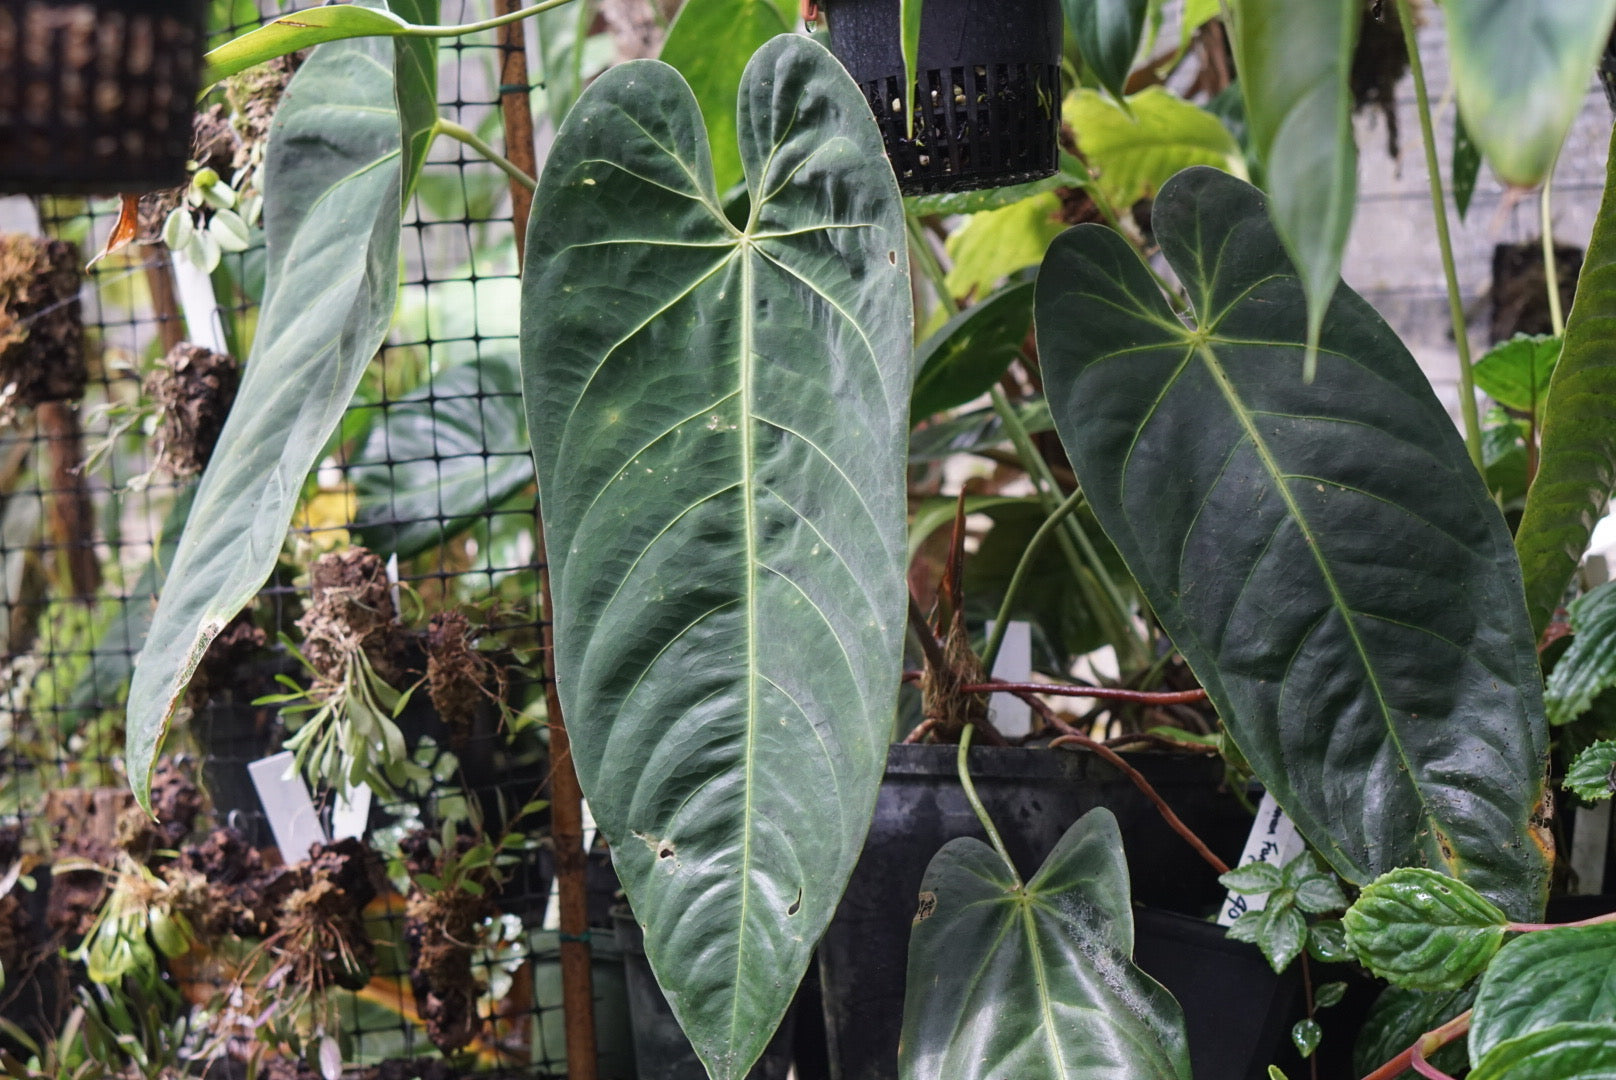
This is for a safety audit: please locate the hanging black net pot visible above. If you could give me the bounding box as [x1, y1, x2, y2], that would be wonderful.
[0, 0, 208, 195]
[820, 0, 1062, 195]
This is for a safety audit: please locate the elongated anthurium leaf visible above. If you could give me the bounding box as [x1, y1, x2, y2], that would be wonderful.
[1470, 1022, 1616, 1080]
[1471, 923, 1616, 1063]
[351, 355, 532, 560]
[521, 36, 910, 1079]
[659, 0, 792, 195]
[1567, 740, 1616, 802]
[390, 0, 439, 203]
[899, 808, 1192, 1080]
[1036, 166, 1551, 918]
[1454, 116, 1482, 222]
[202, 5, 409, 88]
[1517, 126, 1616, 639]
[127, 18, 409, 809]
[1545, 581, 1616, 726]
[1342, 868, 1509, 990]
[1228, 0, 1359, 376]
[910, 280, 1034, 422]
[901, 0, 921, 134]
[1446, 1, 1616, 188]
[1066, 0, 1149, 102]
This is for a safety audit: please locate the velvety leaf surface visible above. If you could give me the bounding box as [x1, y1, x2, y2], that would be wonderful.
[899, 809, 1192, 1080]
[1518, 126, 1616, 638]
[1343, 868, 1508, 990]
[1471, 923, 1616, 1063]
[1567, 740, 1616, 802]
[1229, 0, 1359, 367]
[521, 37, 910, 1080]
[128, 17, 408, 807]
[1446, 0, 1616, 187]
[1469, 1022, 1616, 1080]
[1036, 166, 1551, 917]
[1067, 0, 1149, 102]
[1065, 87, 1242, 212]
[1545, 582, 1616, 726]
[910, 280, 1034, 422]
[350, 355, 531, 560]
[1353, 984, 1477, 1077]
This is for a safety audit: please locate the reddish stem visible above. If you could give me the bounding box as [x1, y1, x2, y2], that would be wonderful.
[958, 680, 1208, 705]
[1359, 1010, 1471, 1080]
[1507, 908, 1616, 932]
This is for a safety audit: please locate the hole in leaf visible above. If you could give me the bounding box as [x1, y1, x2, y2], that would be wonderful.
[658, 844, 675, 860]
[787, 889, 802, 916]
[888, 250, 897, 265]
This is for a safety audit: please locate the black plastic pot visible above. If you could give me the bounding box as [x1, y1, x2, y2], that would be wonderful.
[612, 906, 797, 1080]
[819, 0, 1063, 195]
[817, 742, 1255, 1080]
[0, 0, 208, 195]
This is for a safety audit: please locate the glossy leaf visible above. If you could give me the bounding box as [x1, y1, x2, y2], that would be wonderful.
[1229, 0, 1359, 374]
[521, 37, 910, 1079]
[898, 809, 1192, 1080]
[202, 5, 409, 87]
[660, 0, 792, 195]
[1518, 127, 1616, 638]
[1064, 87, 1243, 212]
[1354, 985, 1477, 1078]
[1220, 861, 1284, 895]
[1469, 1022, 1616, 1080]
[1036, 166, 1551, 917]
[127, 20, 407, 807]
[1474, 334, 1561, 417]
[1446, 1, 1616, 187]
[1067, 0, 1149, 102]
[391, 0, 440, 204]
[1342, 868, 1508, 990]
[1566, 740, 1616, 802]
[1545, 582, 1616, 726]
[1471, 923, 1616, 1063]
[350, 355, 532, 560]
[910, 280, 1034, 422]
[1291, 1019, 1321, 1058]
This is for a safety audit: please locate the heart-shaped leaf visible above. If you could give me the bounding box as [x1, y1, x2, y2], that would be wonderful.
[1469, 1022, 1616, 1080]
[899, 808, 1192, 1080]
[521, 36, 911, 1079]
[1035, 166, 1551, 918]
[128, 13, 413, 808]
[1343, 868, 1508, 990]
[1471, 923, 1616, 1063]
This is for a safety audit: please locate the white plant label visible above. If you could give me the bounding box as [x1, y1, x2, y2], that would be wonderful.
[984, 620, 1032, 739]
[1217, 790, 1306, 927]
[249, 751, 326, 863]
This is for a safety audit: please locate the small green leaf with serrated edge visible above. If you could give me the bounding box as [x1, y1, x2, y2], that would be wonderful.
[1220, 861, 1285, 894]
[1260, 901, 1308, 973]
[1226, 909, 1264, 944]
[1566, 741, 1616, 803]
[1292, 1019, 1322, 1058]
[1343, 868, 1508, 990]
[1308, 920, 1351, 964]
[1470, 922, 1616, 1063]
[1473, 334, 1561, 417]
[1315, 981, 1347, 1009]
[1294, 873, 1348, 914]
[1546, 582, 1616, 727]
[1469, 1022, 1616, 1080]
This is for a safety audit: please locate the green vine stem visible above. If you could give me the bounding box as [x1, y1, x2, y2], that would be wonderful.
[406, 0, 577, 36]
[1397, 0, 1484, 472]
[981, 485, 1086, 669]
[958, 724, 1021, 886]
[435, 119, 537, 191]
[1541, 172, 1567, 337]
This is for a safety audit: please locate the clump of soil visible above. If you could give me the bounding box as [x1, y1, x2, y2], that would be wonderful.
[149, 760, 204, 849]
[145, 342, 241, 478]
[401, 830, 498, 1053]
[1350, 1, 1410, 159]
[184, 608, 268, 713]
[298, 547, 412, 686]
[1491, 240, 1583, 343]
[0, 235, 86, 409]
[226, 53, 301, 162]
[426, 612, 503, 748]
[258, 837, 382, 993]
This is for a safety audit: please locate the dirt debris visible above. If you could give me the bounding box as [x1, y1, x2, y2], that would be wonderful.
[0, 234, 86, 410]
[298, 547, 412, 686]
[146, 342, 241, 478]
[426, 611, 501, 748]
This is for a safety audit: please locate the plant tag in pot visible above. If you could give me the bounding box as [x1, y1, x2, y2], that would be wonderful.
[1218, 791, 1305, 926]
[985, 620, 1032, 738]
[248, 750, 326, 864]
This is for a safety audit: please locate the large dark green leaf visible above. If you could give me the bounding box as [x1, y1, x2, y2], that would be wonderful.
[898, 808, 1192, 1080]
[1228, 0, 1359, 373]
[521, 36, 910, 1079]
[1469, 1022, 1616, 1080]
[1516, 126, 1616, 639]
[910, 280, 1034, 423]
[1067, 0, 1149, 102]
[1035, 166, 1551, 918]
[1354, 985, 1477, 1078]
[1470, 923, 1616, 1063]
[1446, 1, 1616, 187]
[127, 13, 409, 808]
[350, 355, 532, 560]
[1545, 581, 1616, 726]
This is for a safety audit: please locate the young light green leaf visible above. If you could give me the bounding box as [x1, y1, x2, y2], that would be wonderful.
[659, 0, 791, 195]
[1291, 1018, 1322, 1058]
[1545, 582, 1616, 726]
[1471, 923, 1616, 1063]
[209, 208, 251, 253]
[1219, 860, 1285, 895]
[162, 208, 193, 253]
[1566, 740, 1616, 802]
[1343, 868, 1509, 990]
[943, 191, 1065, 299]
[127, 21, 407, 809]
[1517, 126, 1616, 639]
[1064, 87, 1244, 212]
[1066, 0, 1149, 102]
[1314, 981, 1347, 1009]
[1228, 0, 1360, 377]
[1293, 872, 1348, 915]
[521, 37, 910, 1080]
[202, 5, 410, 88]
[904, 174, 1071, 217]
[910, 280, 1034, 423]
[1446, 1, 1616, 187]
[899, 809, 1192, 1080]
[1036, 167, 1552, 918]
[1469, 1022, 1616, 1080]
[1474, 334, 1562, 417]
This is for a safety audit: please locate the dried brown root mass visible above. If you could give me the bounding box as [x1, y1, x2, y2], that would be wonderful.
[1350, 2, 1410, 159]
[401, 830, 497, 1053]
[259, 838, 382, 993]
[146, 342, 241, 478]
[426, 611, 500, 748]
[0, 235, 86, 408]
[298, 547, 411, 686]
[149, 760, 204, 849]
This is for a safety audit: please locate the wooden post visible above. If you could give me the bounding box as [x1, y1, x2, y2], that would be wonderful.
[491, 8, 598, 1079]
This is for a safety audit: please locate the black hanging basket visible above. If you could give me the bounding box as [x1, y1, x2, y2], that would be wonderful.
[0, 0, 208, 195]
[820, 0, 1063, 195]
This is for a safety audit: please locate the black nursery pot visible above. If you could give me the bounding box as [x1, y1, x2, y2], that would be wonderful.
[819, 0, 1063, 195]
[816, 743, 1256, 1080]
[0, 0, 208, 195]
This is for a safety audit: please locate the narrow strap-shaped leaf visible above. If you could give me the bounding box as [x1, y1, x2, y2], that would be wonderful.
[1446, 0, 1616, 188]
[1066, 0, 1150, 103]
[1036, 166, 1550, 918]
[202, 6, 409, 88]
[1228, 0, 1359, 376]
[390, 0, 440, 204]
[1470, 923, 1616, 1063]
[901, 0, 922, 135]
[899, 808, 1192, 1080]
[127, 21, 407, 808]
[1517, 125, 1616, 638]
[521, 35, 910, 1079]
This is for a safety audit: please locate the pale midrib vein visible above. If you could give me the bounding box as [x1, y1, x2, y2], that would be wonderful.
[1019, 903, 1070, 1077]
[1194, 341, 1449, 868]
